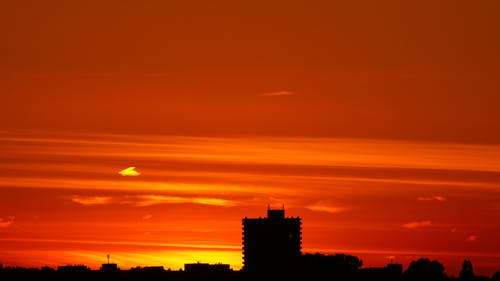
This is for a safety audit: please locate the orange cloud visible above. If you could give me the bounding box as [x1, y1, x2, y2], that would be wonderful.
[401, 220, 432, 229]
[68, 194, 235, 207]
[70, 196, 113, 205]
[119, 167, 141, 176]
[0, 216, 15, 228]
[130, 195, 235, 207]
[417, 195, 446, 201]
[466, 235, 478, 242]
[261, 91, 294, 96]
[307, 203, 347, 214]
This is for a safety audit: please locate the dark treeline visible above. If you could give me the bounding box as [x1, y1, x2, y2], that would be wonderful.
[1, 254, 499, 281]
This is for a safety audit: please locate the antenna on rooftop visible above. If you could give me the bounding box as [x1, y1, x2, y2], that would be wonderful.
[107, 254, 110, 264]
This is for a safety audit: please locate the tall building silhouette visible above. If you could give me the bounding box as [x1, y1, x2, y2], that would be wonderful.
[242, 207, 302, 273]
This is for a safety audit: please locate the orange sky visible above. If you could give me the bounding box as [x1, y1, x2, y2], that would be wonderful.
[1, 0, 499, 277]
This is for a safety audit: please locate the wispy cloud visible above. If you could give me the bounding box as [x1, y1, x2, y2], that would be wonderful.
[401, 220, 432, 229]
[0, 216, 15, 228]
[142, 214, 153, 220]
[71, 196, 113, 206]
[119, 166, 141, 176]
[417, 195, 446, 201]
[307, 202, 347, 214]
[68, 194, 235, 208]
[130, 195, 235, 207]
[466, 235, 478, 242]
[261, 91, 294, 96]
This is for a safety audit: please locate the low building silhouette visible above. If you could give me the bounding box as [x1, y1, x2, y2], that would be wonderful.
[242, 206, 302, 273]
[57, 264, 91, 273]
[142, 266, 165, 272]
[100, 263, 118, 272]
[184, 262, 231, 273]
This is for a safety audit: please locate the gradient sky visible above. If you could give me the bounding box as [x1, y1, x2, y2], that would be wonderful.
[1, 0, 499, 277]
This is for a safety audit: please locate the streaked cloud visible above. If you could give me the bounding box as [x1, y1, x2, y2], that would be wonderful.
[68, 194, 235, 208]
[2, 177, 252, 194]
[261, 91, 294, 96]
[0, 237, 241, 250]
[401, 220, 432, 229]
[70, 196, 114, 206]
[417, 195, 447, 201]
[307, 203, 347, 214]
[0, 216, 15, 228]
[130, 195, 235, 207]
[4, 133, 500, 173]
[466, 235, 478, 242]
[119, 166, 141, 176]
[142, 214, 153, 220]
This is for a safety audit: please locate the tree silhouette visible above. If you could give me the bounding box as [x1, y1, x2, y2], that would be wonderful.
[459, 259, 474, 281]
[402, 258, 446, 281]
[300, 253, 362, 279]
[492, 270, 500, 281]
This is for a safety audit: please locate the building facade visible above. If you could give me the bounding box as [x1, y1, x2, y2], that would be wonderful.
[242, 207, 302, 273]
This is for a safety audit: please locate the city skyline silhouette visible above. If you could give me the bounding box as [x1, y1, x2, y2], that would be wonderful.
[1, 207, 498, 280]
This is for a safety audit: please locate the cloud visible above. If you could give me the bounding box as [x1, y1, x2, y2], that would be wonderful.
[119, 166, 141, 176]
[131, 195, 235, 207]
[466, 235, 478, 242]
[69, 194, 234, 208]
[68, 193, 235, 208]
[416, 195, 446, 201]
[0, 216, 15, 228]
[142, 214, 153, 220]
[261, 91, 294, 96]
[401, 220, 432, 229]
[307, 203, 347, 214]
[71, 196, 113, 205]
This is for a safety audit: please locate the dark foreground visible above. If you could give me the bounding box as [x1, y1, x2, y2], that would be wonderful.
[1, 256, 499, 281]
[1, 267, 500, 281]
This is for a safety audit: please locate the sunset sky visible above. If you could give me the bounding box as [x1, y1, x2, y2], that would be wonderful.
[1, 0, 499, 276]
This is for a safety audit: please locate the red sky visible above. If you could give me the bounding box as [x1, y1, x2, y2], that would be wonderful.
[1, 0, 499, 276]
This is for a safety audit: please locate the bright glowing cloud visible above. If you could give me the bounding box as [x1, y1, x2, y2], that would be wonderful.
[417, 195, 447, 201]
[401, 220, 432, 229]
[261, 91, 294, 96]
[142, 214, 153, 220]
[70, 196, 113, 206]
[0, 216, 15, 228]
[466, 235, 478, 242]
[307, 203, 347, 214]
[68, 194, 235, 207]
[119, 166, 141, 176]
[131, 195, 235, 207]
